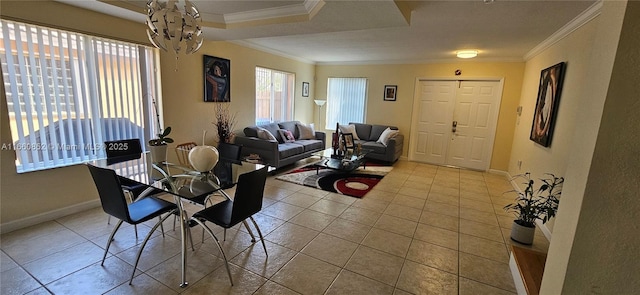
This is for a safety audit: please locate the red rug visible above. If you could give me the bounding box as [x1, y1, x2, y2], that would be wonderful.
[275, 163, 391, 198]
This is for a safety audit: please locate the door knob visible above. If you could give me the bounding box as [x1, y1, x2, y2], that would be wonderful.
[452, 121, 457, 133]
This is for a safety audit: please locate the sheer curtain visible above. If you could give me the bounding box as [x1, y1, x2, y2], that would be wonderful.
[325, 77, 367, 129]
[1, 20, 160, 173]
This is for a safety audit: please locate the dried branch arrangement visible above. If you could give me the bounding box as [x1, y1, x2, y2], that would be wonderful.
[213, 103, 237, 143]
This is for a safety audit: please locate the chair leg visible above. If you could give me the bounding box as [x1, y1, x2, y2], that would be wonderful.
[191, 218, 234, 286]
[129, 210, 176, 285]
[159, 216, 165, 237]
[249, 216, 268, 256]
[102, 220, 124, 265]
[186, 225, 195, 251]
[242, 220, 256, 243]
[134, 225, 138, 239]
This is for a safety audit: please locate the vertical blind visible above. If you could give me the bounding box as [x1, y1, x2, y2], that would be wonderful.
[326, 77, 367, 129]
[255, 67, 294, 125]
[1, 20, 160, 173]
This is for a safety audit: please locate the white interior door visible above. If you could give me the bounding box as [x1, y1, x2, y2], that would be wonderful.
[446, 81, 501, 170]
[410, 79, 501, 170]
[409, 81, 456, 164]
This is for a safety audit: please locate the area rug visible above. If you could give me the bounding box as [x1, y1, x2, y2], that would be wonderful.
[276, 162, 392, 198]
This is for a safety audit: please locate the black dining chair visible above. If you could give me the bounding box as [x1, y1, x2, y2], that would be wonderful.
[104, 138, 143, 165]
[103, 138, 160, 236]
[86, 164, 178, 285]
[189, 166, 269, 286]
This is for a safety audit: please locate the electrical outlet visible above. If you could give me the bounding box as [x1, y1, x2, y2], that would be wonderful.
[517, 160, 522, 170]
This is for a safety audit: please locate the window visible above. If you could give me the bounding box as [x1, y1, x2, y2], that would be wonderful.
[255, 67, 294, 125]
[1, 20, 161, 173]
[325, 77, 367, 129]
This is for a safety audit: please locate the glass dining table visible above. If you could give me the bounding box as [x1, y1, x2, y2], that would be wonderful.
[90, 152, 267, 287]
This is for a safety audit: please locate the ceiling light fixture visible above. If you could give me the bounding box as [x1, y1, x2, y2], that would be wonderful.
[146, 0, 203, 55]
[456, 50, 478, 59]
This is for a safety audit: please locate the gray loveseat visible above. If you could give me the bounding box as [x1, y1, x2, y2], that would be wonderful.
[341, 122, 403, 163]
[235, 121, 326, 169]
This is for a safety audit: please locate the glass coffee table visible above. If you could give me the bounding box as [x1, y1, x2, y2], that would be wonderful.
[312, 148, 371, 173]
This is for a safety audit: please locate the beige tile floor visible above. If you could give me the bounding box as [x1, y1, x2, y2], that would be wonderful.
[0, 160, 550, 294]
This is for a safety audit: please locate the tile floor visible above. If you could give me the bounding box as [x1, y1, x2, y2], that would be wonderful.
[1, 160, 550, 294]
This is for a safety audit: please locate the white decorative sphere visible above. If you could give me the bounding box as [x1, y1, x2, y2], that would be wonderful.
[188, 145, 219, 172]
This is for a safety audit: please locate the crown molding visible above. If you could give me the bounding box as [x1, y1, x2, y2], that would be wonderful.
[231, 40, 316, 65]
[524, 0, 602, 61]
[224, 0, 324, 24]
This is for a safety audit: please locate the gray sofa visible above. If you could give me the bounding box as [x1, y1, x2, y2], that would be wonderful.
[235, 121, 326, 169]
[342, 122, 403, 163]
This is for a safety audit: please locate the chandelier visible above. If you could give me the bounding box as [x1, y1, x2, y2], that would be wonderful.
[146, 0, 203, 55]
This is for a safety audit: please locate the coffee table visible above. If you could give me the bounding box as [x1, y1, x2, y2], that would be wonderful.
[312, 148, 371, 173]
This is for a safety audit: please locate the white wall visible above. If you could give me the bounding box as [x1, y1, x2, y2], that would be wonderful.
[509, 1, 640, 292]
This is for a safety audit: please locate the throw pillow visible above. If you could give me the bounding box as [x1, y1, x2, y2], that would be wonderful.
[256, 127, 277, 141]
[338, 124, 360, 140]
[297, 123, 316, 139]
[278, 129, 296, 143]
[377, 127, 399, 146]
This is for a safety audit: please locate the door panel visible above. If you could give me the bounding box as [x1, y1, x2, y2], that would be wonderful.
[410, 81, 456, 164]
[446, 81, 500, 170]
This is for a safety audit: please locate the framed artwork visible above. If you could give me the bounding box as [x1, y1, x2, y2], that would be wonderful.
[203, 55, 230, 102]
[384, 85, 397, 101]
[302, 82, 309, 97]
[342, 133, 355, 149]
[530, 62, 566, 147]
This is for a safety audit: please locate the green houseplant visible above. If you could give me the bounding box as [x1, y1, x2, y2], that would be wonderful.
[504, 172, 563, 244]
[148, 126, 174, 146]
[148, 127, 173, 163]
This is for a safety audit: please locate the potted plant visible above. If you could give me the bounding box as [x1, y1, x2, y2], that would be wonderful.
[212, 103, 237, 144]
[504, 172, 564, 244]
[148, 126, 174, 163]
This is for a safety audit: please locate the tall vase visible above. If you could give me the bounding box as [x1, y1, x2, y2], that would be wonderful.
[149, 145, 168, 163]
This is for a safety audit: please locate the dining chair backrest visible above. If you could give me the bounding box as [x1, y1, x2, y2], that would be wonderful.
[175, 142, 197, 167]
[214, 142, 242, 187]
[87, 164, 131, 222]
[217, 142, 242, 164]
[229, 166, 268, 226]
[104, 139, 142, 165]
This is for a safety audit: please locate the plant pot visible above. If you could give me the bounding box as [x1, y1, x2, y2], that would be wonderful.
[148, 144, 168, 163]
[510, 220, 535, 245]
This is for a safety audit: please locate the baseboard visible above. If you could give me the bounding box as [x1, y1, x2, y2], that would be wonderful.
[535, 219, 552, 241]
[0, 199, 101, 234]
[488, 169, 509, 176]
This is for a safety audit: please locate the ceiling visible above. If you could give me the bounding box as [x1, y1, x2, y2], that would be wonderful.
[56, 0, 597, 64]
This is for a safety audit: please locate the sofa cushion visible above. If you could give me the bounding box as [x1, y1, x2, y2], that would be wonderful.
[278, 121, 300, 138]
[369, 125, 398, 141]
[295, 139, 324, 152]
[296, 123, 316, 139]
[278, 129, 296, 143]
[257, 127, 277, 141]
[243, 126, 259, 138]
[339, 124, 360, 140]
[278, 143, 305, 158]
[361, 141, 387, 154]
[260, 123, 283, 143]
[377, 127, 400, 146]
[350, 123, 372, 141]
